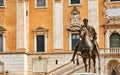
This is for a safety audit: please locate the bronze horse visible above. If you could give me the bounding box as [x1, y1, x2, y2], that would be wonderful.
[72, 26, 100, 73]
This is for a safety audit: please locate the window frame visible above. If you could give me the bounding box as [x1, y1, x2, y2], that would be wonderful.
[35, 0, 48, 8]
[0, 0, 5, 7]
[110, 0, 120, 2]
[71, 34, 80, 51]
[109, 0, 120, 3]
[36, 35, 45, 52]
[69, 0, 82, 6]
[0, 33, 6, 52]
[69, 32, 80, 51]
[34, 32, 48, 52]
[110, 33, 120, 48]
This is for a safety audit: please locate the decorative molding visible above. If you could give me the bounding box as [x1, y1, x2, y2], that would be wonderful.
[109, 17, 120, 23]
[0, 26, 6, 31]
[103, 0, 120, 19]
[18, 0, 25, 3]
[109, 29, 120, 34]
[109, 5, 120, 9]
[103, 17, 120, 28]
[103, 0, 109, 19]
[33, 26, 49, 32]
[70, 7, 80, 25]
[67, 7, 81, 31]
[55, 0, 61, 3]
[67, 25, 81, 31]
[16, 48, 28, 53]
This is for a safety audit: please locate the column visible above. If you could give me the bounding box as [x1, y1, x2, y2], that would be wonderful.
[105, 30, 110, 48]
[16, 0, 29, 52]
[53, 0, 63, 51]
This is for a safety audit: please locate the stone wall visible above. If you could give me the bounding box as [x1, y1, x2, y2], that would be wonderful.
[27, 52, 73, 75]
[0, 53, 27, 75]
[0, 52, 119, 75]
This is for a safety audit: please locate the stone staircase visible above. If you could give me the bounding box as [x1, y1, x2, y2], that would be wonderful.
[46, 58, 85, 75]
[74, 73, 99, 75]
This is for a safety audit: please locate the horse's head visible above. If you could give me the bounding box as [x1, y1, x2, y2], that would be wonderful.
[79, 27, 88, 40]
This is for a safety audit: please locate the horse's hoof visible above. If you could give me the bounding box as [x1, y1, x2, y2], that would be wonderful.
[88, 71, 90, 73]
[71, 59, 75, 64]
[94, 71, 96, 73]
[71, 59, 74, 61]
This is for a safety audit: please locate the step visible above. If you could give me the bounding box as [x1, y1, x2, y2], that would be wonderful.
[74, 73, 99, 75]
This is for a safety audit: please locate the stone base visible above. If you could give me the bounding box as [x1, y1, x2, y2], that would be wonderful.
[74, 73, 99, 75]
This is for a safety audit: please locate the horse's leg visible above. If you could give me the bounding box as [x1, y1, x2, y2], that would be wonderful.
[76, 54, 79, 65]
[92, 56, 96, 73]
[88, 52, 91, 72]
[71, 42, 79, 62]
[83, 58, 87, 72]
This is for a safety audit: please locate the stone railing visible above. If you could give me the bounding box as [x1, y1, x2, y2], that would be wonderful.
[100, 48, 120, 54]
[47, 58, 84, 75]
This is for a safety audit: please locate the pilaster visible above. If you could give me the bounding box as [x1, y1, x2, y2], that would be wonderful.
[88, 0, 99, 42]
[16, 0, 29, 52]
[53, 0, 63, 51]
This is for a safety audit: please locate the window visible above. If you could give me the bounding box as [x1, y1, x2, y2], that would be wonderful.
[70, 0, 81, 5]
[0, 35, 3, 52]
[35, 0, 47, 8]
[71, 34, 80, 50]
[33, 26, 48, 52]
[36, 35, 45, 52]
[110, 33, 120, 47]
[0, 0, 4, 6]
[110, 0, 120, 2]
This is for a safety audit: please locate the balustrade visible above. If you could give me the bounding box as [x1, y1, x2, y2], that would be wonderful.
[100, 48, 120, 54]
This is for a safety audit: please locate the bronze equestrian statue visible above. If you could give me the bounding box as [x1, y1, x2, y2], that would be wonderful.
[71, 18, 100, 73]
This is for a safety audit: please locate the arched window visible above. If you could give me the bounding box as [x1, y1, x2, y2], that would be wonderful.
[110, 33, 120, 47]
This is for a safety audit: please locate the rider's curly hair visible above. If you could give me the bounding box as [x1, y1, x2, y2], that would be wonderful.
[83, 18, 88, 22]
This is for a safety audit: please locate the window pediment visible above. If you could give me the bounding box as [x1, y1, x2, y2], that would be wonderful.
[0, 26, 6, 32]
[33, 26, 48, 32]
[103, 17, 120, 27]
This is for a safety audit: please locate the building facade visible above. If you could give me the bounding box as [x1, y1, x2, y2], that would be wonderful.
[0, 0, 119, 75]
